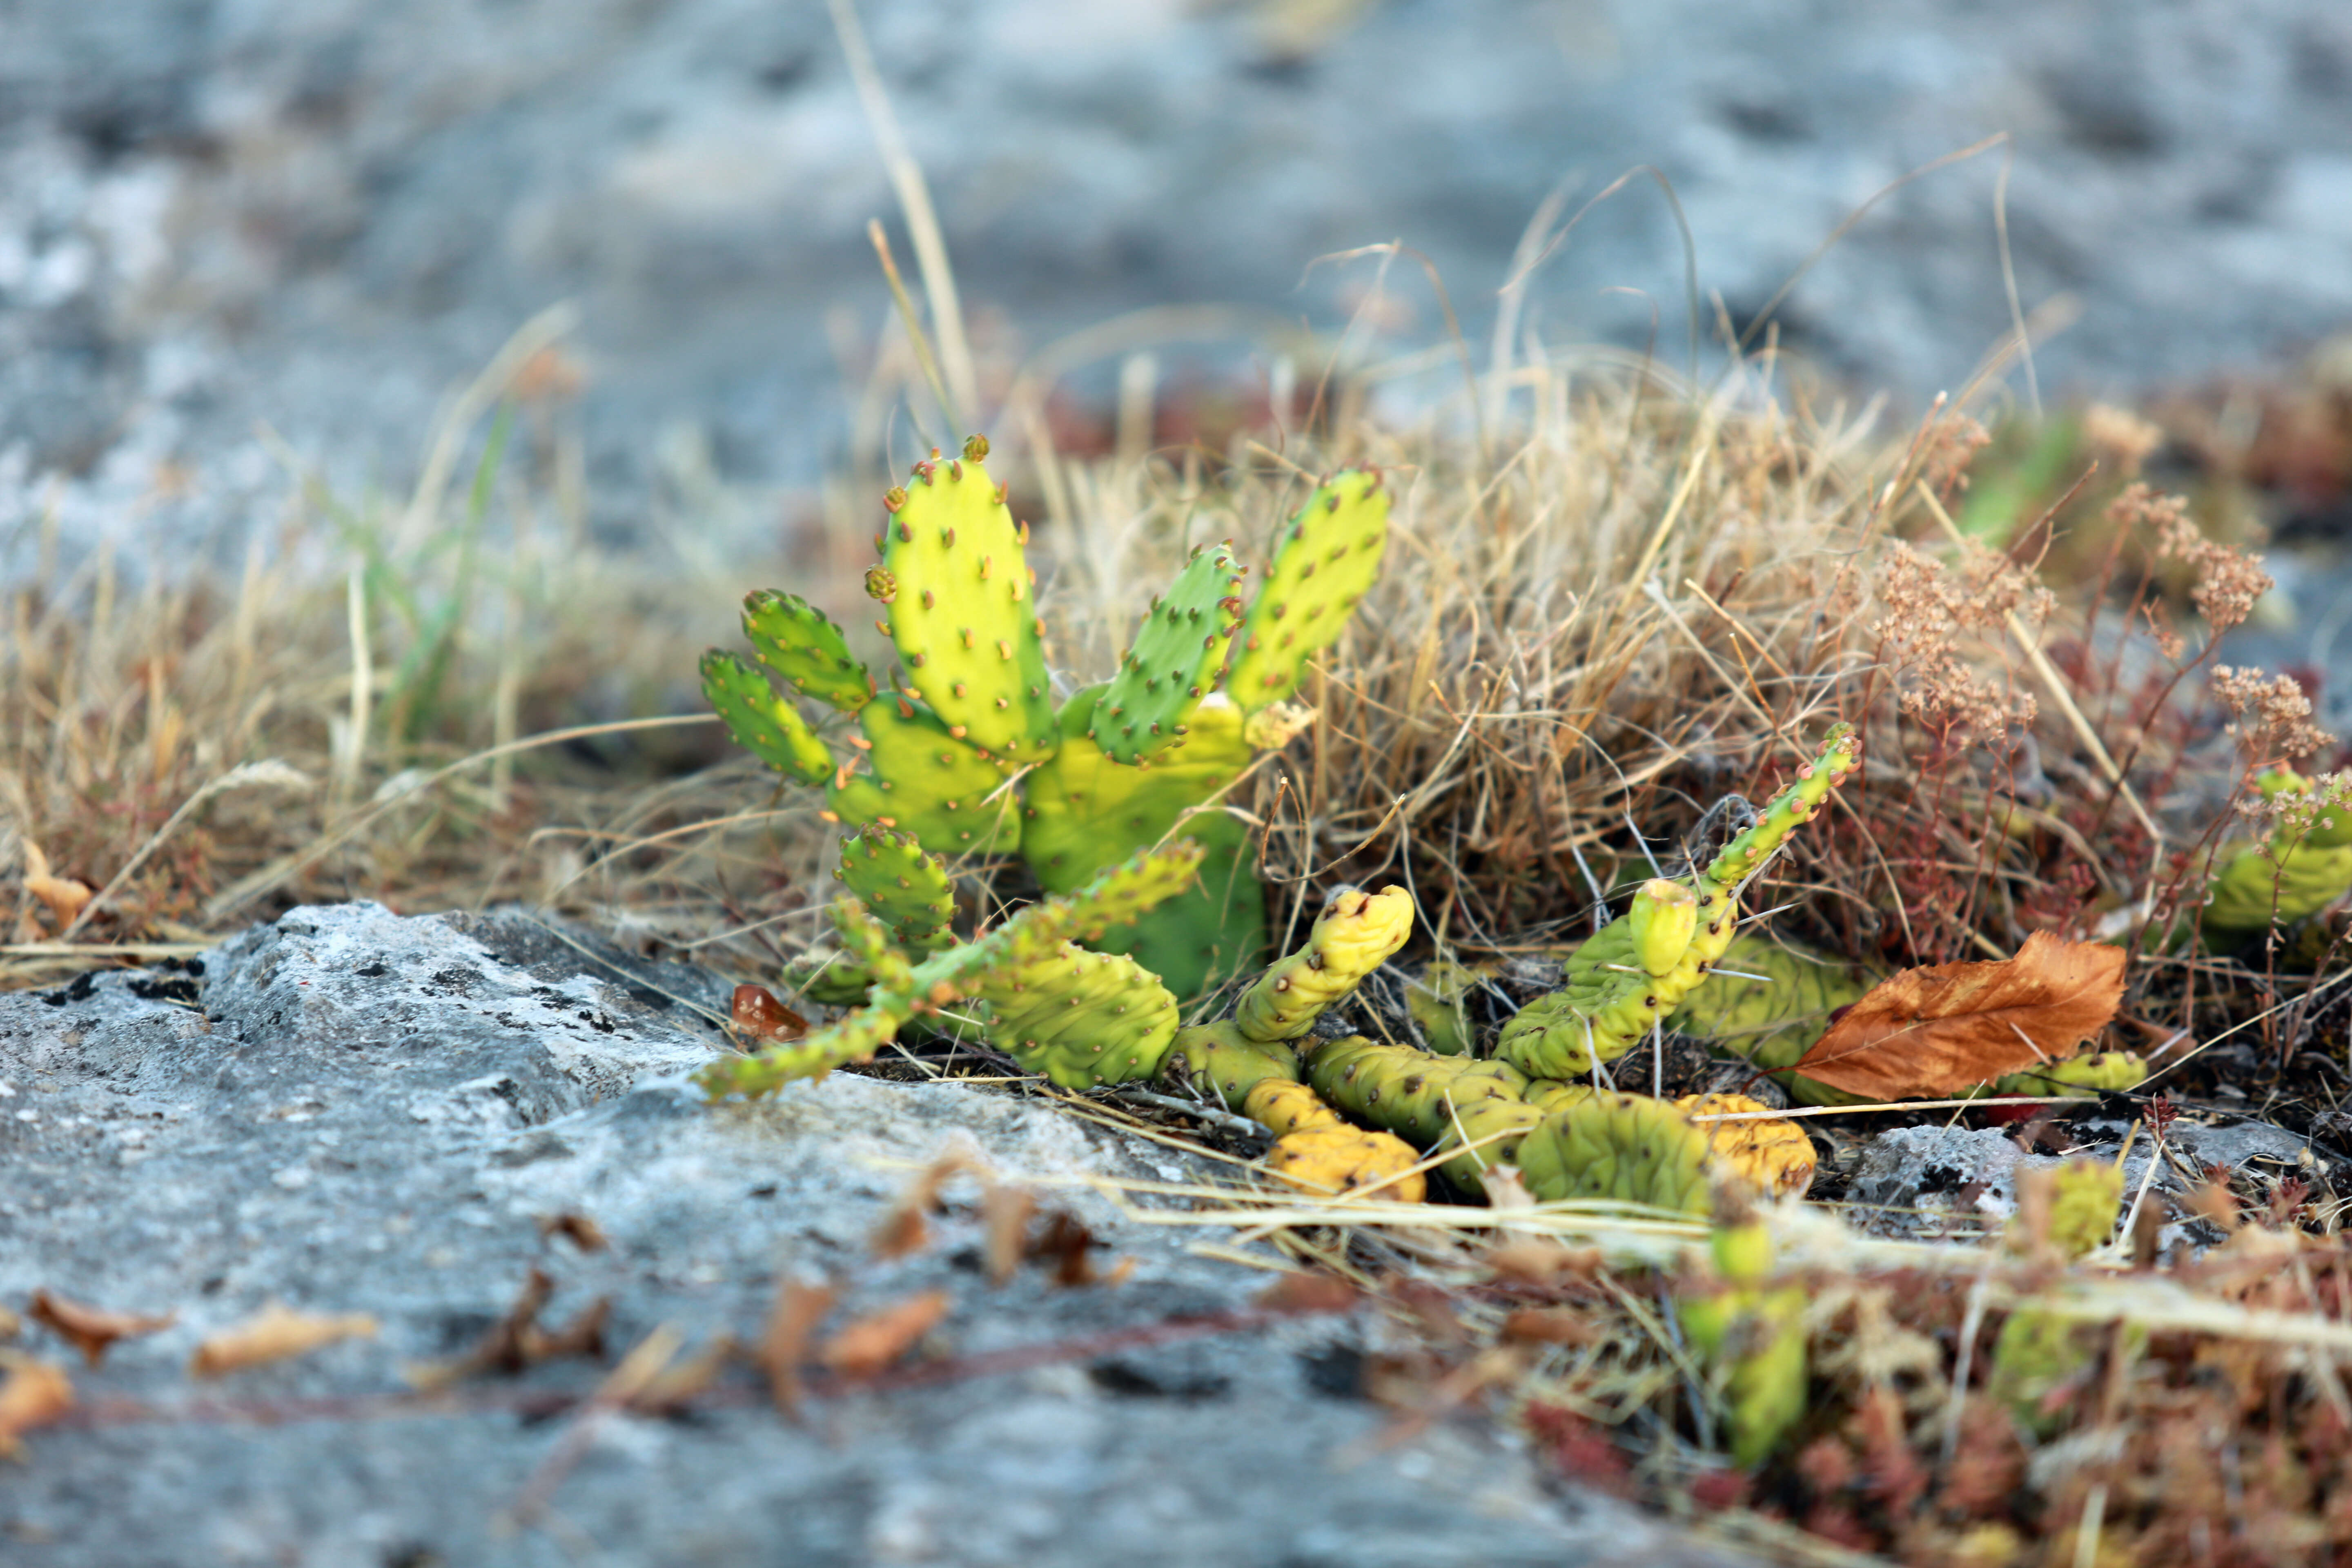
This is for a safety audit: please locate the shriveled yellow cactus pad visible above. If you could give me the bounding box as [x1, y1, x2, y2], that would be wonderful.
[1263, 1124, 1427, 1201]
[1675, 1093, 1817, 1198]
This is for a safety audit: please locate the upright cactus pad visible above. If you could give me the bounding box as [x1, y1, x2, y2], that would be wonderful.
[834, 825, 953, 951]
[701, 650, 834, 785]
[741, 590, 872, 712]
[829, 698, 1022, 853]
[879, 439, 1056, 762]
[1234, 885, 1415, 1043]
[1226, 470, 1392, 707]
[1681, 1219, 1809, 1467]
[1092, 543, 1246, 765]
[978, 944, 1180, 1089]
[1499, 726, 1860, 1080]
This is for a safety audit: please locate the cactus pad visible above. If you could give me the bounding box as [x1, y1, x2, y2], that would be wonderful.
[978, 943, 1180, 1089]
[1262, 1124, 1428, 1200]
[879, 443, 1056, 761]
[1234, 885, 1416, 1043]
[1681, 1220, 1809, 1466]
[741, 590, 872, 712]
[828, 697, 1022, 853]
[1986, 1049, 2147, 1101]
[1092, 542, 1246, 764]
[1307, 1036, 1543, 1192]
[702, 650, 834, 785]
[1670, 933, 1875, 1107]
[834, 825, 954, 951]
[1514, 1091, 1719, 1215]
[1675, 1094, 1817, 1197]
[1225, 470, 1391, 708]
[1172, 1020, 1301, 1108]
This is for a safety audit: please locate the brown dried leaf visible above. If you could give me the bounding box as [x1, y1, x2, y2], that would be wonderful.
[817, 1290, 950, 1379]
[1500, 1307, 1600, 1347]
[189, 1303, 377, 1378]
[870, 1150, 982, 1260]
[731, 984, 806, 1043]
[1788, 931, 2127, 1100]
[0, 1352, 74, 1459]
[980, 1184, 1037, 1287]
[1253, 1272, 1361, 1315]
[406, 1268, 608, 1391]
[20, 842, 93, 931]
[535, 1212, 609, 1252]
[756, 1279, 836, 1415]
[1483, 1241, 1602, 1287]
[28, 1290, 176, 1367]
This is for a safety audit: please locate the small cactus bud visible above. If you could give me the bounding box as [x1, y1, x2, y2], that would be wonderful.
[962, 433, 989, 461]
[864, 567, 897, 603]
[1630, 879, 1698, 978]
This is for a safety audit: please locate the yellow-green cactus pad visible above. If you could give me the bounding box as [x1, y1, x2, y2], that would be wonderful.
[1681, 1220, 1809, 1467]
[1263, 1123, 1428, 1202]
[1172, 1020, 1301, 1109]
[1514, 1091, 1718, 1215]
[834, 825, 954, 951]
[1235, 884, 1416, 1044]
[1669, 932, 1875, 1107]
[1405, 958, 1488, 1055]
[702, 649, 834, 785]
[1984, 1049, 2146, 1101]
[1306, 1036, 1542, 1192]
[1225, 470, 1391, 708]
[697, 1008, 901, 1098]
[1091, 542, 1245, 765]
[828, 697, 1022, 854]
[1675, 1093, 1816, 1197]
[1630, 879, 1699, 976]
[2046, 1157, 2125, 1260]
[878, 439, 1057, 762]
[978, 943, 1180, 1089]
[741, 589, 872, 712]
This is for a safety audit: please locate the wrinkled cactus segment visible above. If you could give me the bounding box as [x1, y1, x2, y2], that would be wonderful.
[741, 590, 872, 712]
[1676, 1094, 1817, 1198]
[828, 697, 1021, 854]
[1307, 1037, 1542, 1194]
[879, 439, 1057, 762]
[1173, 1020, 1300, 1109]
[1515, 1091, 1719, 1216]
[1499, 727, 1861, 1081]
[1670, 932, 1875, 1107]
[978, 944, 1180, 1089]
[1984, 1049, 2147, 1102]
[835, 824, 954, 951]
[1234, 885, 1416, 1043]
[1404, 958, 1485, 1055]
[699, 843, 1202, 1099]
[1026, 690, 1264, 996]
[701, 650, 835, 785]
[1092, 543, 1246, 765]
[1242, 1073, 1427, 1200]
[1225, 470, 1391, 708]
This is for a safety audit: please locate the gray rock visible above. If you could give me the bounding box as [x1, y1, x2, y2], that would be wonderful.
[0, 902, 1749, 1566]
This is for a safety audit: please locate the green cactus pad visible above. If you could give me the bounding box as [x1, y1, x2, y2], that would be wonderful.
[1681, 1225, 1809, 1468]
[1696, 724, 1861, 899]
[1404, 958, 1487, 1055]
[1307, 1036, 1541, 1192]
[1170, 1020, 1301, 1109]
[978, 943, 1180, 1089]
[1026, 688, 1264, 996]
[781, 953, 878, 1008]
[828, 697, 1022, 854]
[696, 1008, 902, 1098]
[834, 825, 954, 951]
[1984, 1049, 2147, 1101]
[879, 444, 1057, 762]
[1514, 1090, 1718, 1215]
[999, 839, 1211, 962]
[741, 590, 873, 712]
[1092, 542, 1247, 765]
[702, 650, 834, 785]
[1235, 885, 1416, 1043]
[1670, 932, 1877, 1107]
[1225, 470, 1391, 708]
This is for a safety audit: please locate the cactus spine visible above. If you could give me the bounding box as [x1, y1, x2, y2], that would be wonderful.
[1498, 725, 1861, 1080]
[704, 437, 1396, 998]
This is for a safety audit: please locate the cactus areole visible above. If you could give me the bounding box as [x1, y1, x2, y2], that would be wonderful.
[704, 436, 1394, 997]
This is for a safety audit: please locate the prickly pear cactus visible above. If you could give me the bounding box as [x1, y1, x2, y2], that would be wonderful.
[978, 944, 1180, 1089]
[1514, 1090, 1719, 1215]
[1244, 1078, 1427, 1201]
[1172, 1020, 1300, 1108]
[1669, 932, 1875, 1107]
[1499, 726, 1860, 1080]
[835, 824, 954, 951]
[741, 590, 873, 711]
[1676, 1093, 1817, 1198]
[1982, 1049, 2147, 1102]
[699, 840, 1204, 1099]
[1404, 957, 1485, 1055]
[1234, 885, 1415, 1042]
[1306, 1036, 1543, 1192]
[703, 436, 1395, 1000]
[1680, 1216, 1809, 1467]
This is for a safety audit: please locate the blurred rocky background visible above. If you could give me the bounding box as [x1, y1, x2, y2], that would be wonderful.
[3, 0, 2350, 566]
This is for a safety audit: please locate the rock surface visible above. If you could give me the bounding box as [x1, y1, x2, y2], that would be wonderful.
[0, 902, 1748, 1566]
[4, 0, 2350, 567]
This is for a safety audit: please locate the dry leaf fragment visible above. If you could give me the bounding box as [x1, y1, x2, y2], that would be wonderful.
[980, 1184, 1038, 1287]
[0, 1352, 74, 1459]
[189, 1303, 377, 1377]
[406, 1267, 609, 1390]
[28, 1291, 176, 1367]
[0, 1304, 20, 1340]
[731, 984, 807, 1043]
[1788, 930, 2127, 1100]
[1501, 1307, 1600, 1347]
[1252, 1272, 1361, 1315]
[20, 843, 94, 931]
[1483, 1241, 1603, 1287]
[535, 1212, 609, 1252]
[817, 1290, 950, 1378]
[756, 1279, 837, 1415]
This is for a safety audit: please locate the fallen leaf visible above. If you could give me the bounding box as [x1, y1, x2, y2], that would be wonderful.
[406, 1268, 608, 1391]
[28, 1291, 176, 1367]
[1027, 1210, 1104, 1287]
[1788, 931, 2127, 1100]
[755, 1278, 837, 1414]
[535, 1212, 609, 1252]
[189, 1303, 378, 1378]
[980, 1184, 1037, 1286]
[817, 1290, 950, 1378]
[1253, 1272, 1361, 1315]
[0, 1352, 74, 1458]
[731, 984, 807, 1043]
[634, 1334, 735, 1412]
[20, 842, 93, 931]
